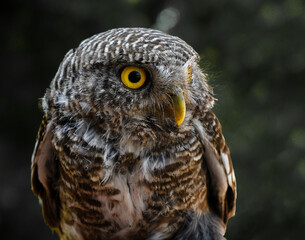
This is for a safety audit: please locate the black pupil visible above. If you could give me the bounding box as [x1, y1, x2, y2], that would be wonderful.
[128, 71, 141, 83]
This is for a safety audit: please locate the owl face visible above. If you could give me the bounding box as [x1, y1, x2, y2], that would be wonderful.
[45, 28, 214, 150]
[55, 28, 212, 128]
[77, 56, 191, 127]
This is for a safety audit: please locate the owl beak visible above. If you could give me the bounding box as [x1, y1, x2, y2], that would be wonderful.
[172, 89, 186, 126]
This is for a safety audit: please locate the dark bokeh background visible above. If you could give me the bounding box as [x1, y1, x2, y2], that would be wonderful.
[1, 0, 305, 239]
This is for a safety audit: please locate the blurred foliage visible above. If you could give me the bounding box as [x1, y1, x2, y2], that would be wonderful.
[1, 0, 305, 239]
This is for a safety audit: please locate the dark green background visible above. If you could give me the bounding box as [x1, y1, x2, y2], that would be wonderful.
[1, 0, 305, 239]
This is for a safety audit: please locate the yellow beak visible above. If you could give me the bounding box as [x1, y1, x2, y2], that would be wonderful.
[172, 90, 186, 126]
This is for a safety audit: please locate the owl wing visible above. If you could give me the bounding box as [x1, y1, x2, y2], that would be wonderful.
[193, 111, 236, 225]
[31, 115, 61, 229]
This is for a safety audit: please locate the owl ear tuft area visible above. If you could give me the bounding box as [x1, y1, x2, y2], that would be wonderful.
[31, 117, 61, 230]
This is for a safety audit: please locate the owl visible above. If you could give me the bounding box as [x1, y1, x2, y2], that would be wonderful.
[31, 28, 236, 240]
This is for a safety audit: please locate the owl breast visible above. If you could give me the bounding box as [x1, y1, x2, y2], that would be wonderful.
[55, 122, 207, 240]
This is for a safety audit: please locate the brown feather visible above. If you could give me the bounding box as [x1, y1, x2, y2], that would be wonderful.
[194, 110, 237, 224]
[31, 116, 61, 230]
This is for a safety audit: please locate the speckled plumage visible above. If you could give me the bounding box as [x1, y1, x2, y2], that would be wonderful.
[31, 28, 236, 240]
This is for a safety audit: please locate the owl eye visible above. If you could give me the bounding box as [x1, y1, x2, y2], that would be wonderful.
[121, 66, 146, 89]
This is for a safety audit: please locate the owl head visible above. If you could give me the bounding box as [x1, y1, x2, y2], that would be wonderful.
[43, 28, 214, 153]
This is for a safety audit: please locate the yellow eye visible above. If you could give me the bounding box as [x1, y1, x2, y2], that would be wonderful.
[121, 66, 146, 89]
